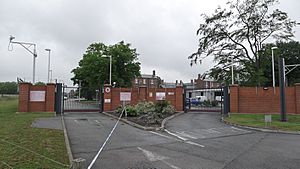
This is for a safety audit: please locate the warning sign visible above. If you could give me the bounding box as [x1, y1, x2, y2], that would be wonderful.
[30, 91, 45, 102]
[156, 92, 166, 100]
[120, 92, 131, 101]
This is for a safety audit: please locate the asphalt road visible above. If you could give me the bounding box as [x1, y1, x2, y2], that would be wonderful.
[64, 112, 300, 169]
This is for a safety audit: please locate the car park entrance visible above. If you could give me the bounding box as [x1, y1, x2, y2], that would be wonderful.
[184, 87, 224, 112]
[62, 85, 102, 112]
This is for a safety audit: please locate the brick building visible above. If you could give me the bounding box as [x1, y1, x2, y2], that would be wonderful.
[195, 74, 220, 88]
[132, 70, 162, 88]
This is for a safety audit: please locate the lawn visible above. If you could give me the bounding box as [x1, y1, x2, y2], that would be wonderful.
[0, 96, 69, 169]
[225, 113, 300, 131]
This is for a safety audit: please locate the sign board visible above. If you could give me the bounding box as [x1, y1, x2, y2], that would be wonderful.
[104, 99, 111, 103]
[168, 92, 174, 95]
[105, 87, 111, 93]
[265, 115, 272, 123]
[156, 92, 166, 100]
[30, 91, 46, 102]
[149, 92, 153, 97]
[120, 92, 131, 101]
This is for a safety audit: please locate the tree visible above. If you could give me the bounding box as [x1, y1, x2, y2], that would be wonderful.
[71, 41, 141, 99]
[259, 41, 300, 86]
[0, 82, 18, 96]
[189, 0, 296, 86]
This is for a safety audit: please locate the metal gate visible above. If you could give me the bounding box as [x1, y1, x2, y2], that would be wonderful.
[184, 87, 225, 113]
[62, 86, 102, 112]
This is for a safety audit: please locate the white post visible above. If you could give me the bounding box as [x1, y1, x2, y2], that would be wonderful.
[271, 46, 278, 93]
[109, 56, 112, 85]
[78, 80, 82, 102]
[231, 57, 234, 85]
[45, 49, 51, 83]
[33, 46, 37, 84]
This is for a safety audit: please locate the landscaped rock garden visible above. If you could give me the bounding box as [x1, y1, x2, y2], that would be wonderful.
[109, 100, 177, 127]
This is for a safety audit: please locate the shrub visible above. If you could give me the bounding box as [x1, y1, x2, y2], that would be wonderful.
[211, 100, 218, 107]
[126, 105, 139, 117]
[203, 100, 211, 107]
[155, 100, 170, 113]
[135, 101, 155, 114]
[162, 104, 175, 114]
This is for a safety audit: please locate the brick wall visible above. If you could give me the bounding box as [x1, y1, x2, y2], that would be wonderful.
[103, 85, 183, 112]
[230, 84, 300, 114]
[18, 83, 56, 112]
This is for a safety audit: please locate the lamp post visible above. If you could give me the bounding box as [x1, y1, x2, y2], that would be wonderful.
[45, 48, 51, 83]
[101, 55, 112, 85]
[271, 46, 278, 90]
[49, 69, 53, 83]
[8, 35, 37, 83]
[230, 57, 234, 85]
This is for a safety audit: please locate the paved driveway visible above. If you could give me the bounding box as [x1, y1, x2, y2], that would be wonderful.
[64, 112, 300, 169]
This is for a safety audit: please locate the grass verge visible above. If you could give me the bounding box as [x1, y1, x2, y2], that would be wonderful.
[0, 96, 69, 169]
[225, 113, 300, 132]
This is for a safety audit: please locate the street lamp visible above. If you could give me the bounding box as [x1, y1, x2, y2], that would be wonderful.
[101, 55, 112, 85]
[8, 35, 37, 83]
[45, 48, 51, 83]
[49, 69, 53, 83]
[271, 46, 278, 89]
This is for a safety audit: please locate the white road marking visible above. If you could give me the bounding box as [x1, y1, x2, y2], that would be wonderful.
[95, 120, 101, 124]
[87, 108, 125, 169]
[175, 131, 198, 139]
[185, 141, 205, 148]
[231, 126, 248, 132]
[164, 129, 188, 141]
[205, 128, 221, 134]
[137, 147, 181, 169]
[164, 129, 205, 148]
[149, 131, 178, 141]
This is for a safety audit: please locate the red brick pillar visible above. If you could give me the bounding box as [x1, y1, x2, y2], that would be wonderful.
[103, 85, 112, 112]
[230, 84, 239, 113]
[295, 83, 300, 114]
[46, 83, 55, 112]
[18, 82, 31, 112]
[175, 85, 183, 111]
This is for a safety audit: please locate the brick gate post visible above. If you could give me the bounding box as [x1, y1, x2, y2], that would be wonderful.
[230, 84, 239, 113]
[295, 83, 300, 114]
[103, 84, 112, 112]
[18, 82, 31, 112]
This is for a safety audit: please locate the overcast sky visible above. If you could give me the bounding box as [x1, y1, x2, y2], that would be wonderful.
[1, 0, 299, 86]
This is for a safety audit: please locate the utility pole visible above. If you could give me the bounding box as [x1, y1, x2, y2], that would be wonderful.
[45, 49, 51, 83]
[8, 35, 37, 83]
[279, 57, 287, 122]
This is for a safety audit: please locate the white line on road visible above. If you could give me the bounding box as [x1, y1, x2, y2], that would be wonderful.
[95, 120, 101, 124]
[231, 126, 248, 132]
[137, 147, 181, 169]
[164, 129, 205, 148]
[175, 131, 198, 139]
[87, 108, 125, 169]
[164, 129, 188, 141]
[149, 131, 179, 141]
[185, 141, 205, 148]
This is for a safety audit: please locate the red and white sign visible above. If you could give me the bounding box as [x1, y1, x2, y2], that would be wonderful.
[105, 87, 111, 93]
[120, 92, 131, 101]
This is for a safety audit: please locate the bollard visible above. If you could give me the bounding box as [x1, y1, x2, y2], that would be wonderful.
[72, 158, 86, 169]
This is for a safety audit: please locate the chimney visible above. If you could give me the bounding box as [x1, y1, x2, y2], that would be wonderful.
[198, 74, 201, 79]
[191, 79, 193, 84]
[153, 70, 156, 77]
[176, 80, 178, 85]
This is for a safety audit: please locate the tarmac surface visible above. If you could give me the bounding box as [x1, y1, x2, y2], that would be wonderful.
[63, 111, 300, 169]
